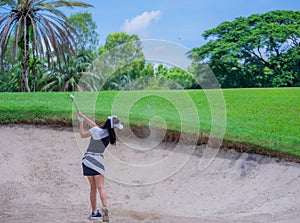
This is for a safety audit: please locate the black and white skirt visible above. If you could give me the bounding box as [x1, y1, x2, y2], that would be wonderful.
[82, 152, 105, 176]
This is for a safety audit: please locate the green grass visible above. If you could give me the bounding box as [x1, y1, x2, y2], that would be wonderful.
[221, 88, 299, 156]
[0, 88, 299, 158]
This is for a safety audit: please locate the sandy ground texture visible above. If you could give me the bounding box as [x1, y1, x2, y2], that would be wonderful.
[0, 125, 300, 223]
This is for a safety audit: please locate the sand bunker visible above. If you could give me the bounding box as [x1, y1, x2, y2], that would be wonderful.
[0, 125, 299, 222]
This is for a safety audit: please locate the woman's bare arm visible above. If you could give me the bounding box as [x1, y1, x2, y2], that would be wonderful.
[79, 121, 91, 138]
[78, 112, 98, 128]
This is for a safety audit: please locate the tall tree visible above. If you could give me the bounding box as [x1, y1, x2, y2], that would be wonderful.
[0, 0, 92, 92]
[67, 12, 99, 53]
[98, 32, 146, 90]
[189, 10, 300, 88]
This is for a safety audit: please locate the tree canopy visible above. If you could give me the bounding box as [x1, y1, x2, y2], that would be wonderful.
[97, 32, 146, 90]
[189, 10, 300, 88]
[67, 12, 99, 52]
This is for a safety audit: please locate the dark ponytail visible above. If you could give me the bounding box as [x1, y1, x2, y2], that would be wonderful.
[101, 119, 116, 144]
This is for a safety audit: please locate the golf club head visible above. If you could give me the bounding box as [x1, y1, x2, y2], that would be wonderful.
[70, 94, 79, 113]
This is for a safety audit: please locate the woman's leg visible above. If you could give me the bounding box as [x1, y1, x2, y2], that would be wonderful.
[87, 176, 97, 212]
[94, 174, 107, 207]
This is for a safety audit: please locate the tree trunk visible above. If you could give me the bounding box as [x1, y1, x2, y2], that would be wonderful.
[21, 64, 30, 92]
[21, 24, 31, 92]
[21, 47, 31, 92]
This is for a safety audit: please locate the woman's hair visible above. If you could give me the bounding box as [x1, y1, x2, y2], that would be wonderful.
[101, 119, 116, 144]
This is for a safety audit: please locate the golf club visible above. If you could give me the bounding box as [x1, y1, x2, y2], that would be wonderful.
[70, 94, 80, 113]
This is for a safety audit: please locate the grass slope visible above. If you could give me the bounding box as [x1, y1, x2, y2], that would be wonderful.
[0, 88, 299, 158]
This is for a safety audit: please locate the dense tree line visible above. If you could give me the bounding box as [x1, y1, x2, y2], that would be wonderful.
[0, 2, 299, 92]
[188, 10, 300, 88]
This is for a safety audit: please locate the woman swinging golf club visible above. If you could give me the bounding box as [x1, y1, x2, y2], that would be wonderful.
[78, 112, 123, 221]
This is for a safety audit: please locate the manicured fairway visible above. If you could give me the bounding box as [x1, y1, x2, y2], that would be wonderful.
[0, 88, 299, 158]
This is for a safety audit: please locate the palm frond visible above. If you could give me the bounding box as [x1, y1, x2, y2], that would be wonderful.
[47, 1, 93, 8]
[13, 16, 23, 58]
[0, 15, 16, 62]
[0, 0, 17, 8]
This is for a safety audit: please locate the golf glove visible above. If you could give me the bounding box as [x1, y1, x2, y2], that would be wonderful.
[78, 116, 84, 123]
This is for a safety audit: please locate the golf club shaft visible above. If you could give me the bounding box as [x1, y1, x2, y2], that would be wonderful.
[72, 99, 80, 113]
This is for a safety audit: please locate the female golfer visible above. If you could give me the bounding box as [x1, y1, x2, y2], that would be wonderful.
[78, 112, 123, 221]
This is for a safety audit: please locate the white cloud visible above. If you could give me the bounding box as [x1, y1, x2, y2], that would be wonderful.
[121, 10, 161, 35]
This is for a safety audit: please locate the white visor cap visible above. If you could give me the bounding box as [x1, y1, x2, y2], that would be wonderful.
[108, 115, 123, 129]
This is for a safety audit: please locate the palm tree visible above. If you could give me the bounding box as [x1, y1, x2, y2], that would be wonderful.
[0, 0, 92, 92]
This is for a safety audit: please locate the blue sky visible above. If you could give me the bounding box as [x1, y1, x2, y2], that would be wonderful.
[64, 0, 299, 49]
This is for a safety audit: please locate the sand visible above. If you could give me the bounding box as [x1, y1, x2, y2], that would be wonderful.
[0, 125, 299, 223]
